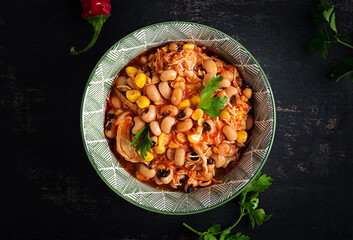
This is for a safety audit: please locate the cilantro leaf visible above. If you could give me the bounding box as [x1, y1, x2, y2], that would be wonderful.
[331, 58, 353, 82]
[130, 126, 153, 160]
[226, 232, 250, 240]
[198, 75, 228, 119]
[244, 172, 273, 193]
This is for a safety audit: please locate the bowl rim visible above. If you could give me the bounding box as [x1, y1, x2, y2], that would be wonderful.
[80, 21, 276, 215]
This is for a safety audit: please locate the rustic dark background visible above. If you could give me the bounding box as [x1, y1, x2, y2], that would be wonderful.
[2, 0, 353, 239]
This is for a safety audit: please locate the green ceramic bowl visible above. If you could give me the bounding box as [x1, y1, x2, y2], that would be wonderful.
[81, 21, 276, 215]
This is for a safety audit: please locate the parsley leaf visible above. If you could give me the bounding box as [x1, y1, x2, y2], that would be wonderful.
[183, 172, 273, 239]
[244, 172, 273, 193]
[198, 75, 228, 119]
[307, 0, 353, 83]
[207, 224, 221, 234]
[130, 126, 153, 160]
[331, 58, 353, 82]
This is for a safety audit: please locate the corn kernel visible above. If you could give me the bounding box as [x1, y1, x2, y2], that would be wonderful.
[220, 109, 231, 121]
[126, 90, 141, 102]
[145, 151, 154, 162]
[192, 109, 204, 121]
[176, 133, 187, 143]
[191, 95, 201, 105]
[175, 76, 185, 82]
[135, 73, 147, 88]
[241, 96, 248, 102]
[158, 133, 170, 146]
[183, 43, 195, 50]
[178, 99, 190, 108]
[173, 81, 185, 89]
[125, 66, 137, 76]
[136, 96, 150, 109]
[236, 130, 248, 144]
[238, 111, 243, 121]
[213, 147, 219, 154]
[187, 133, 201, 143]
[148, 53, 155, 61]
[161, 46, 168, 52]
[154, 145, 166, 154]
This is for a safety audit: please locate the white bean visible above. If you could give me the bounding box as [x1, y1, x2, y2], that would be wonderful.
[210, 153, 226, 168]
[146, 85, 162, 103]
[222, 126, 237, 141]
[150, 121, 161, 136]
[139, 164, 156, 179]
[176, 119, 193, 132]
[132, 116, 145, 134]
[158, 82, 172, 99]
[203, 73, 215, 87]
[161, 168, 174, 184]
[161, 116, 176, 133]
[110, 94, 122, 109]
[243, 88, 253, 99]
[141, 105, 156, 122]
[116, 76, 127, 86]
[174, 149, 185, 166]
[171, 88, 183, 105]
[203, 59, 217, 74]
[160, 70, 177, 81]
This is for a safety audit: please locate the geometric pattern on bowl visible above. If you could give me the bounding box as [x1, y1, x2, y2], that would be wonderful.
[81, 21, 276, 215]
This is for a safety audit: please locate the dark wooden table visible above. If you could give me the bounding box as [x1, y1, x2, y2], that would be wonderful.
[2, 0, 353, 239]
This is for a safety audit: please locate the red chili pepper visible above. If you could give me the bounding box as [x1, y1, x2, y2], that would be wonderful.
[71, 0, 111, 55]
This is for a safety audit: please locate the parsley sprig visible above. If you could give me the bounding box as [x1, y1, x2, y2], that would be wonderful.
[130, 125, 153, 160]
[198, 75, 228, 119]
[183, 172, 273, 240]
[307, 0, 353, 82]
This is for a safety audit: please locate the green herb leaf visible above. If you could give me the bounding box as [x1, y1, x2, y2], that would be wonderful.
[244, 172, 273, 193]
[198, 75, 228, 119]
[226, 232, 250, 240]
[199, 233, 217, 240]
[219, 228, 231, 240]
[331, 58, 353, 82]
[130, 126, 153, 160]
[250, 209, 272, 227]
[322, 6, 334, 22]
[207, 224, 221, 234]
[329, 12, 337, 33]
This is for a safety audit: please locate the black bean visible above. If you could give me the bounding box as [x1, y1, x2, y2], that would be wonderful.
[121, 90, 127, 97]
[157, 169, 170, 178]
[203, 122, 211, 131]
[230, 95, 236, 103]
[207, 144, 212, 147]
[177, 110, 186, 119]
[207, 158, 215, 165]
[186, 185, 194, 193]
[151, 140, 156, 148]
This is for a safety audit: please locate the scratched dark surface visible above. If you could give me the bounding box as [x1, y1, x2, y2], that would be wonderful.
[2, 0, 353, 239]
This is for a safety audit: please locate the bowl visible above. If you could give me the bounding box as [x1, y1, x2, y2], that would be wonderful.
[80, 21, 276, 215]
